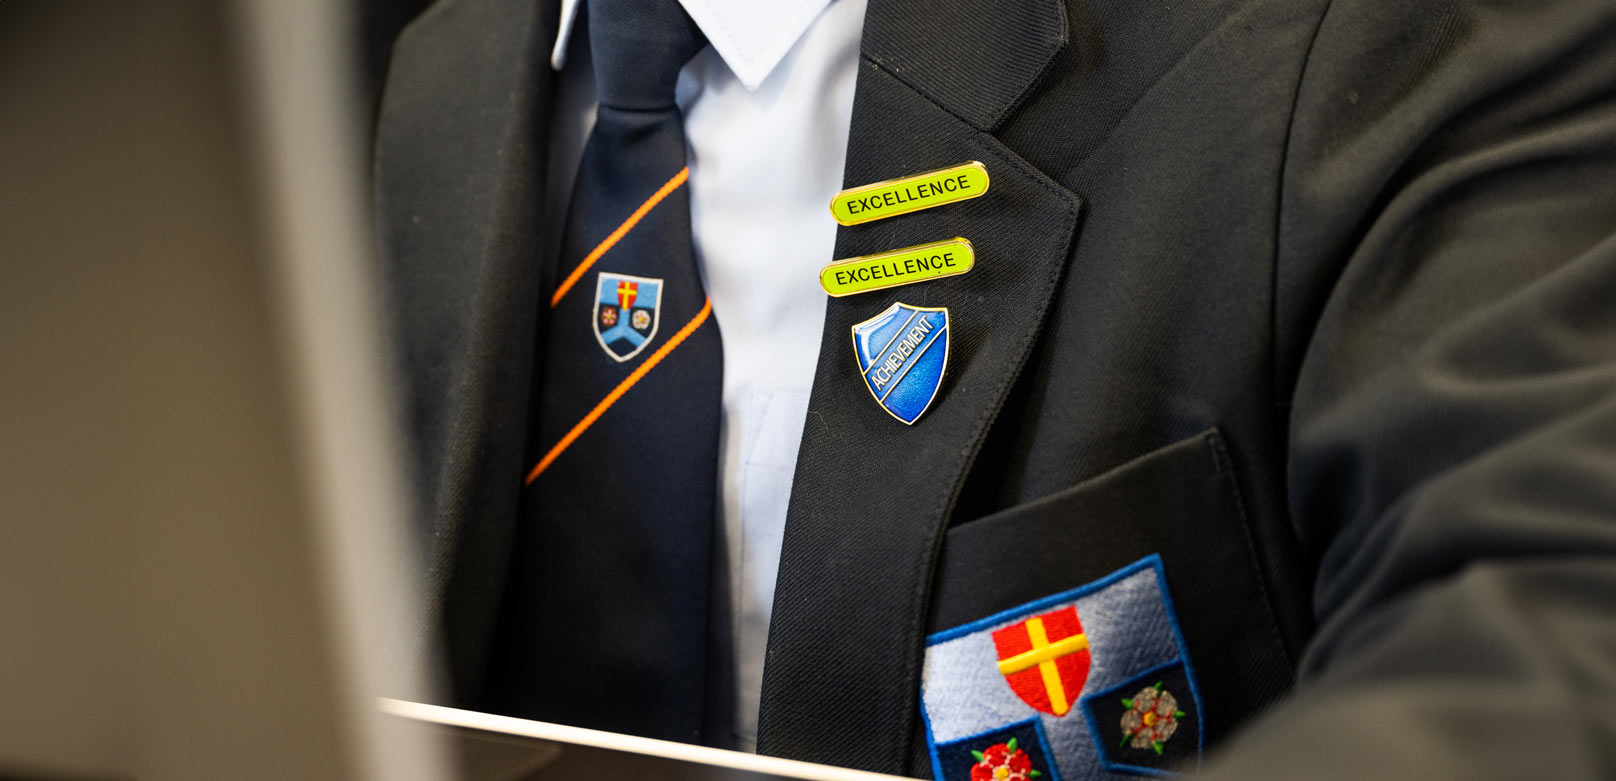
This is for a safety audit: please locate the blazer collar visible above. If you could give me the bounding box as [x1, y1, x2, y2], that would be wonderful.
[756, 0, 1081, 772]
[860, 0, 1067, 130]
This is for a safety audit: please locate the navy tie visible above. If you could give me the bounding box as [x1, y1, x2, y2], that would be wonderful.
[490, 0, 723, 743]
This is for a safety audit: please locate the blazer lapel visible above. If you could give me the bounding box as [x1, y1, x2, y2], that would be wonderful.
[756, 0, 1083, 771]
[373, 0, 561, 707]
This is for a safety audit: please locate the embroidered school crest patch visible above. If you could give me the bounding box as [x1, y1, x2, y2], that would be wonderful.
[850, 302, 949, 424]
[921, 555, 1203, 780]
[594, 272, 662, 362]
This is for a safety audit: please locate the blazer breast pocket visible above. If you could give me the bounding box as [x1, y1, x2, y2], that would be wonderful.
[921, 430, 1292, 779]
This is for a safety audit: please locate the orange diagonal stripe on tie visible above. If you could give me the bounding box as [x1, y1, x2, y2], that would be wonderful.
[524, 298, 713, 485]
[550, 167, 690, 307]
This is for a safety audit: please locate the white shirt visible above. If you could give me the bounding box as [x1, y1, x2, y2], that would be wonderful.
[546, 0, 867, 751]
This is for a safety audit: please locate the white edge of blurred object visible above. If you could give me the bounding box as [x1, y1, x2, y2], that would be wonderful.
[383, 698, 914, 781]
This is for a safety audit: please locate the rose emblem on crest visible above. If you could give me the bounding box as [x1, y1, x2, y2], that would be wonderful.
[600, 306, 617, 326]
[632, 309, 651, 330]
[969, 738, 1043, 781]
[1120, 681, 1186, 754]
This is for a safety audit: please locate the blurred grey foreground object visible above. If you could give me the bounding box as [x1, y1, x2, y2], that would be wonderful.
[0, 2, 442, 779]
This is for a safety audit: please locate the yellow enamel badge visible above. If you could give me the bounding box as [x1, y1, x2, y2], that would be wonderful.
[830, 162, 989, 225]
[819, 238, 975, 297]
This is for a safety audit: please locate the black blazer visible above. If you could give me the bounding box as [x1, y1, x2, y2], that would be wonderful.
[373, 0, 1616, 776]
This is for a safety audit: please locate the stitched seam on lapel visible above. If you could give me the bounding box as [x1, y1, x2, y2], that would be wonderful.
[860, 53, 976, 128]
[901, 129, 1083, 771]
[1270, 0, 1338, 404]
[860, 0, 1068, 132]
[861, 28, 1064, 134]
[986, 0, 1069, 131]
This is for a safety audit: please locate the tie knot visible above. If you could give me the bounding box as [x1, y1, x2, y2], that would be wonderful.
[587, 0, 707, 110]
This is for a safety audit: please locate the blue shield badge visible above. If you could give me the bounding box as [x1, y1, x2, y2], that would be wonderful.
[594, 272, 663, 362]
[851, 302, 949, 424]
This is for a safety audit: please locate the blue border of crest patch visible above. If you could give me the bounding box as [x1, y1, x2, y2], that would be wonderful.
[920, 554, 1206, 780]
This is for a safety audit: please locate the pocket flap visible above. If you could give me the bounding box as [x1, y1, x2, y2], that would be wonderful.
[927, 430, 1292, 761]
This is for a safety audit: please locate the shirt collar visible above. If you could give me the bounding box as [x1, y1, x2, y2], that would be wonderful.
[550, 0, 834, 90]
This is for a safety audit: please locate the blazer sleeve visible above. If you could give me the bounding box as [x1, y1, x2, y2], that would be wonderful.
[1207, 0, 1616, 777]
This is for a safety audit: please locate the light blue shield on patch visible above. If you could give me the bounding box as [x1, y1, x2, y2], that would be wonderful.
[851, 302, 949, 424]
[920, 555, 1205, 780]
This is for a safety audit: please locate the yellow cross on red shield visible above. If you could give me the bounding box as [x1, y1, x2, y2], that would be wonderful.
[616, 280, 638, 309]
[991, 606, 1091, 716]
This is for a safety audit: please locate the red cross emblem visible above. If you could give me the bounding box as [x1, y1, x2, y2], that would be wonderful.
[991, 606, 1090, 717]
[616, 281, 638, 310]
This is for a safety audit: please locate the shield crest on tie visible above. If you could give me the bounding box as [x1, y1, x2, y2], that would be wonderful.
[850, 302, 949, 424]
[594, 272, 663, 362]
[991, 606, 1091, 717]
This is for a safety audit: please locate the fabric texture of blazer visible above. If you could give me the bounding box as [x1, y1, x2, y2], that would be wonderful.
[373, 0, 1616, 776]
